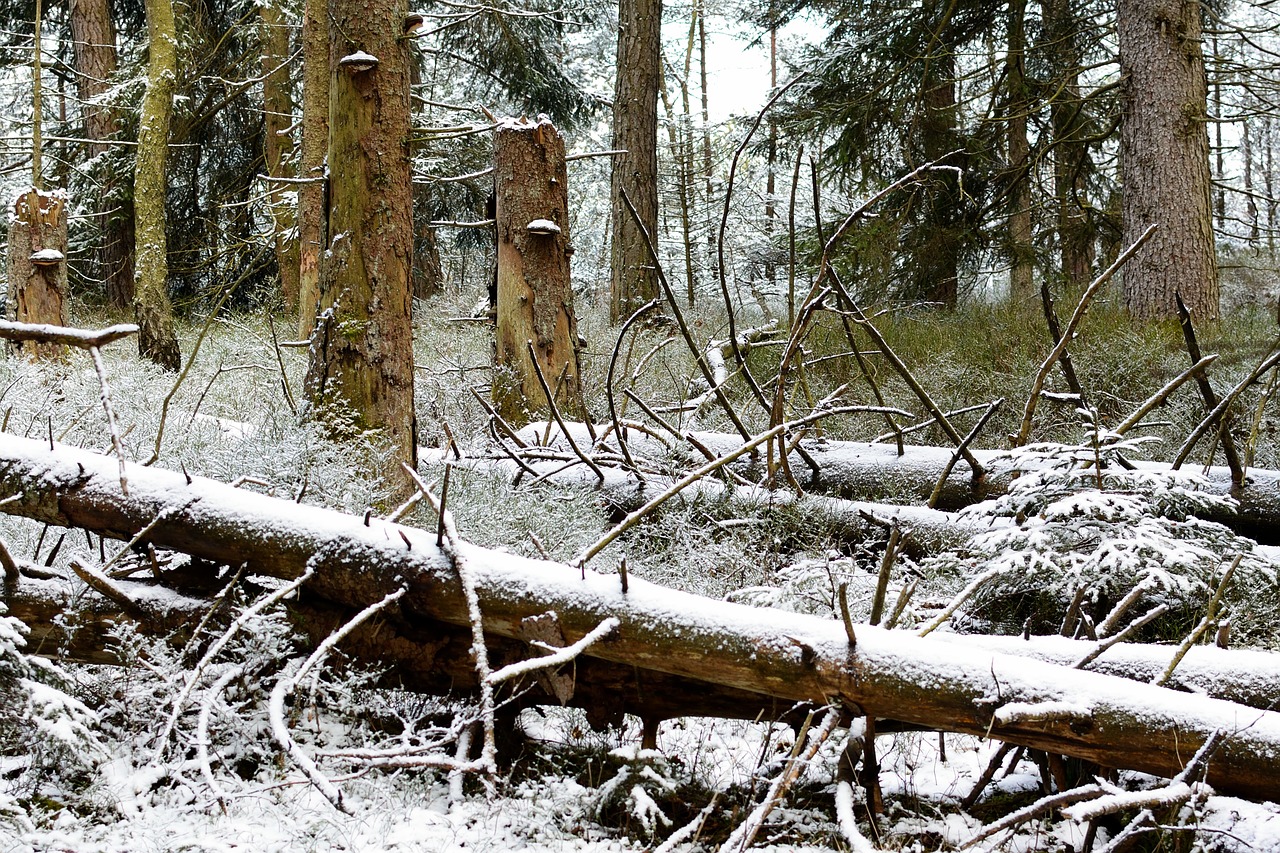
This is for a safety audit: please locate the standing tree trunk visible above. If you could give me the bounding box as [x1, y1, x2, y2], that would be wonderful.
[260, 0, 300, 311]
[133, 0, 182, 370]
[6, 188, 68, 359]
[69, 0, 132, 312]
[609, 0, 661, 322]
[917, 52, 961, 308]
[1043, 0, 1096, 291]
[1118, 0, 1218, 321]
[493, 119, 586, 427]
[1006, 0, 1034, 305]
[296, 0, 329, 339]
[304, 0, 417, 494]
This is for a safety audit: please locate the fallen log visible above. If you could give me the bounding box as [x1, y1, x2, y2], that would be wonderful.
[521, 423, 1280, 544]
[1, 434, 1279, 799]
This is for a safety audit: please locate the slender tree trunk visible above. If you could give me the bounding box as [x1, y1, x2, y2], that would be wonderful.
[133, 0, 182, 370]
[1244, 117, 1259, 246]
[1006, 0, 1034, 305]
[918, 52, 960, 308]
[6, 188, 68, 359]
[260, 0, 300, 310]
[1118, 0, 1219, 321]
[304, 0, 417, 494]
[658, 58, 696, 307]
[698, 3, 715, 284]
[296, 0, 328, 339]
[493, 119, 586, 427]
[1043, 0, 1095, 290]
[609, 0, 662, 321]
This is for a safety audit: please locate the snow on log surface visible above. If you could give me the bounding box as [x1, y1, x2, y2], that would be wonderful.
[0, 433, 1279, 799]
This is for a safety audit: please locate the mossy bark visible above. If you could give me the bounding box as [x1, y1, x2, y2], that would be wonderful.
[492, 119, 586, 427]
[296, 0, 328, 338]
[303, 0, 417, 494]
[5, 188, 69, 360]
[132, 0, 181, 371]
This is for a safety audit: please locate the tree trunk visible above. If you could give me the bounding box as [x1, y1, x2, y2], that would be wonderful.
[69, 0, 118, 156]
[1006, 0, 1035, 305]
[1, 433, 1279, 800]
[1118, 0, 1218, 321]
[5, 188, 69, 359]
[260, 0, 300, 311]
[492, 119, 586, 427]
[303, 0, 416, 494]
[133, 0, 182, 371]
[917, 51, 960, 308]
[1043, 0, 1096, 291]
[609, 0, 661, 322]
[296, 0, 328, 339]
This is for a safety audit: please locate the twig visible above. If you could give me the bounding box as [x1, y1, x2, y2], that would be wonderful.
[1074, 604, 1169, 670]
[0, 320, 138, 349]
[1156, 556, 1240, 686]
[1095, 577, 1157, 637]
[1177, 293, 1242, 484]
[87, 346, 129, 496]
[868, 522, 903, 626]
[269, 587, 406, 813]
[619, 188, 752, 441]
[179, 562, 249, 664]
[1173, 348, 1280, 470]
[487, 617, 619, 685]
[402, 462, 499, 787]
[1114, 355, 1219, 436]
[960, 784, 1107, 848]
[605, 299, 663, 474]
[574, 403, 910, 567]
[68, 558, 149, 620]
[197, 664, 242, 811]
[926, 399, 1002, 508]
[526, 341, 604, 482]
[1015, 224, 1157, 446]
[267, 313, 298, 416]
[716, 705, 840, 853]
[153, 566, 316, 761]
[960, 743, 1016, 810]
[1038, 281, 1086, 403]
[145, 274, 243, 465]
[838, 583, 858, 648]
[836, 780, 879, 853]
[883, 576, 918, 630]
[917, 567, 1004, 637]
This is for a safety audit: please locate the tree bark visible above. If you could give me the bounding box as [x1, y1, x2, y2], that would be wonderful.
[492, 119, 586, 427]
[260, 0, 300, 311]
[1005, 0, 1035, 306]
[303, 0, 417, 493]
[0, 434, 1278, 799]
[133, 0, 182, 371]
[1118, 0, 1219, 321]
[296, 0, 329, 339]
[609, 0, 662, 322]
[5, 188, 69, 359]
[1043, 0, 1096, 291]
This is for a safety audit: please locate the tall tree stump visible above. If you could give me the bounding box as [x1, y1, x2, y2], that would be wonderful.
[493, 118, 586, 428]
[6, 187, 69, 359]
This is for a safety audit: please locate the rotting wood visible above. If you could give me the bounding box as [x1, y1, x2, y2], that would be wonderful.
[1, 435, 1280, 799]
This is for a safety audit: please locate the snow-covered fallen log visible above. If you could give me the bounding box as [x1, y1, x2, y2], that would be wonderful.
[1, 433, 1279, 799]
[521, 422, 1280, 543]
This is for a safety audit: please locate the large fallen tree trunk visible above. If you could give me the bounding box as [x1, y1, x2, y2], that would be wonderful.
[1, 434, 1279, 799]
[521, 423, 1280, 543]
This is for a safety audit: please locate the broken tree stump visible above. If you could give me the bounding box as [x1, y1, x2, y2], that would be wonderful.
[6, 187, 69, 359]
[492, 117, 586, 427]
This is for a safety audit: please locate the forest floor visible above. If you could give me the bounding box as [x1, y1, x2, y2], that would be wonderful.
[1, 291, 1279, 851]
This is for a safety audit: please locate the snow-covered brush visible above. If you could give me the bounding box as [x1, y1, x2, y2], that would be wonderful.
[916, 414, 1280, 645]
